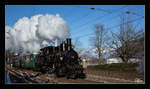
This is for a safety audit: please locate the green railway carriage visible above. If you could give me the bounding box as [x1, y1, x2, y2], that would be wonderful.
[24, 53, 37, 69]
[14, 53, 38, 69]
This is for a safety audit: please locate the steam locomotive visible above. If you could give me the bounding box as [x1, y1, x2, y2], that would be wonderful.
[10, 38, 86, 79]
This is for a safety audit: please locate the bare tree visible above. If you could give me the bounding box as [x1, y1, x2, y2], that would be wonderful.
[73, 37, 81, 50]
[110, 14, 144, 63]
[89, 24, 108, 64]
[72, 37, 84, 54]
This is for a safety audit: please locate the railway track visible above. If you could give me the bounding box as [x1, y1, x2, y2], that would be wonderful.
[6, 66, 143, 84]
[52, 77, 101, 84]
[6, 67, 101, 84]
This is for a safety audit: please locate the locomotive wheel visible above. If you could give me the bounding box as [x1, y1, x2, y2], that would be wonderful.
[66, 73, 77, 79]
[47, 68, 55, 74]
[40, 66, 47, 73]
[66, 76, 70, 79]
[66, 65, 78, 79]
[56, 66, 65, 77]
[67, 73, 77, 79]
[80, 73, 86, 79]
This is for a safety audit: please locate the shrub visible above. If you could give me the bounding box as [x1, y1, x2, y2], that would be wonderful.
[87, 63, 139, 72]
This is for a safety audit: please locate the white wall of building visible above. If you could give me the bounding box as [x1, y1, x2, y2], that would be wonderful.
[106, 58, 122, 64]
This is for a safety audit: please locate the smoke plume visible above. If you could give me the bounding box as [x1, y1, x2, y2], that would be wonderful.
[5, 14, 70, 54]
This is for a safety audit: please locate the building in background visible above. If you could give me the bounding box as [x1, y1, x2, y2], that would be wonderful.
[81, 58, 87, 69]
[104, 58, 122, 64]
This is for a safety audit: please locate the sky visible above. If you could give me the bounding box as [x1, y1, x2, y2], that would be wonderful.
[5, 5, 145, 50]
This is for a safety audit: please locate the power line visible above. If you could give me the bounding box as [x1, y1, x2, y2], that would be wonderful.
[69, 6, 143, 29]
[69, 6, 113, 26]
[125, 11, 144, 17]
[65, 6, 96, 24]
[97, 8, 112, 14]
[73, 13, 108, 30]
[72, 9, 144, 36]
[72, 12, 122, 35]
[78, 6, 113, 14]
[68, 6, 128, 34]
[71, 5, 128, 34]
[69, 11, 93, 25]
[73, 16, 144, 39]
[62, 6, 80, 19]
[107, 16, 144, 31]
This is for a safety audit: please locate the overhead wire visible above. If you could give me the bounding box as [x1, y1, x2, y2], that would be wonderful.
[73, 16, 144, 39]
[69, 11, 95, 26]
[70, 6, 112, 27]
[72, 9, 144, 38]
[68, 5, 110, 26]
[69, 6, 116, 37]
[71, 5, 128, 34]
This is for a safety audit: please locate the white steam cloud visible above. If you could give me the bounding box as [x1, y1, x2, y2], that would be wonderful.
[5, 14, 70, 54]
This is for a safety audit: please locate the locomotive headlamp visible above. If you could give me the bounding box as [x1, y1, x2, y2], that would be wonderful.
[60, 57, 63, 60]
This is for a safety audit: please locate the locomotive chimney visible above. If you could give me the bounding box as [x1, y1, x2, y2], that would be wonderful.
[67, 38, 71, 51]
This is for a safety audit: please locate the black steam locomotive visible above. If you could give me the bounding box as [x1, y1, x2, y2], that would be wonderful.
[8, 38, 86, 79]
[33, 38, 86, 79]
